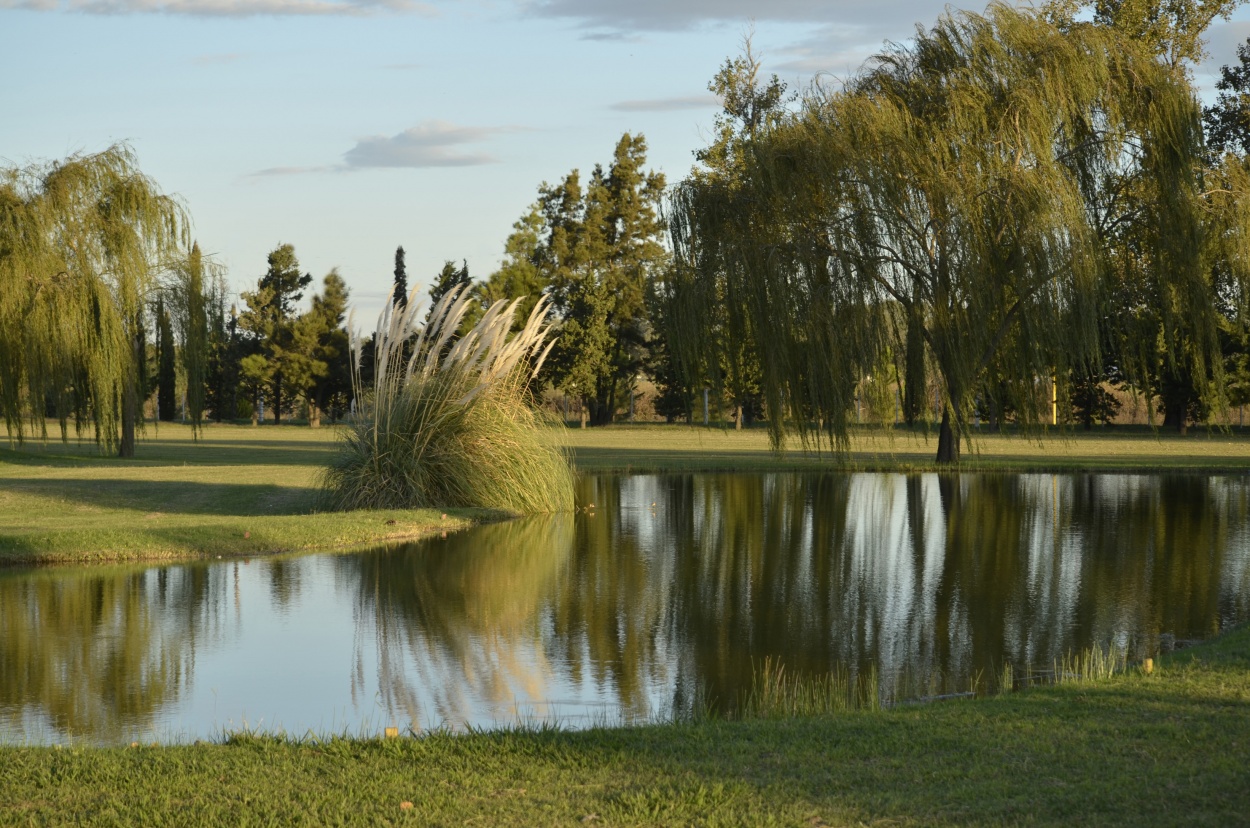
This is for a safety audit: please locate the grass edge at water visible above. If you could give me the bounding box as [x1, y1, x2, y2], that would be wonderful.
[3, 624, 1246, 826]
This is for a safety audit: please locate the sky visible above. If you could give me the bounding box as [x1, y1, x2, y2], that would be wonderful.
[4, 0, 1250, 324]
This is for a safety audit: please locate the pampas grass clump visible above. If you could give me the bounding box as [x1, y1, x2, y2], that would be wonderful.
[322, 285, 574, 514]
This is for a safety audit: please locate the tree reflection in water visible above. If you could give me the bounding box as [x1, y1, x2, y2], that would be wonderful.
[3, 472, 1249, 741]
[342, 472, 1250, 722]
[0, 563, 224, 742]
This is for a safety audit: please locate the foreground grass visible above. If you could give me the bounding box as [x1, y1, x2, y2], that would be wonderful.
[5, 421, 1250, 565]
[0, 424, 496, 566]
[4, 625, 1248, 826]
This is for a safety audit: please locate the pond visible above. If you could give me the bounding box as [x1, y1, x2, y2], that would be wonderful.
[3, 472, 1249, 745]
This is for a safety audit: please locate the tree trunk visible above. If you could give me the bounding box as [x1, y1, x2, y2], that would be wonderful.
[118, 331, 141, 458]
[274, 373, 283, 426]
[120, 377, 136, 458]
[735, 404, 743, 430]
[579, 400, 588, 429]
[1161, 397, 1188, 435]
[936, 407, 960, 464]
[309, 401, 321, 428]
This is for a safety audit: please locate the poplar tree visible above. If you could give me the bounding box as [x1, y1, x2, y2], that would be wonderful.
[177, 243, 209, 430]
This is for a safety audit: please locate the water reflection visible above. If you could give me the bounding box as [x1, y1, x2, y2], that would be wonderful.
[2, 472, 1248, 744]
[0, 565, 225, 741]
[338, 516, 574, 726]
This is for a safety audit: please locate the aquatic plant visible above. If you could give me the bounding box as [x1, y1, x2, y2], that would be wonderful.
[739, 658, 880, 718]
[322, 284, 574, 513]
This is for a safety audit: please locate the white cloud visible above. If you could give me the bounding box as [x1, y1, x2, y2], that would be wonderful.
[610, 95, 720, 112]
[526, 0, 945, 33]
[2, 0, 433, 16]
[342, 121, 518, 168]
[249, 120, 520, 176]
[772, 22, 915, 78]
[248, 165, 333, 176]
[1202, 20, 1250, 72]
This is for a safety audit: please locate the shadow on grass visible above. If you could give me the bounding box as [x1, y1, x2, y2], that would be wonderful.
[505, 672, 1250, 825]
[2, 435, 338, 468]
[0, 477, 317, 516]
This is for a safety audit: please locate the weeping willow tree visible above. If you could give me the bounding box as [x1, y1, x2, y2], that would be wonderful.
[0, 144, 189, 455]
[669, 3, 1220, 463]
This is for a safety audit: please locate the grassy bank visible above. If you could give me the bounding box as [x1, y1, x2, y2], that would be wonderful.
[3, 624, 1247, 826]
[0, 424, 498, 566]
[4, 421, 1250, 566]
[566, 421, 1250, 474]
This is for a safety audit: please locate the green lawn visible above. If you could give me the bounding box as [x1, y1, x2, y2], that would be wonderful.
[565, 421, 1250, 473]
[3, 624, 1248, 826]
[0, 424, 497, 566]
[4, 421, 1250, 565]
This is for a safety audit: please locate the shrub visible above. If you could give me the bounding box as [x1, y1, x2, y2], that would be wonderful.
[322, 286, 574, 513]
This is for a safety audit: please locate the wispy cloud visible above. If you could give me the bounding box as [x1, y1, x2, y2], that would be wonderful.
[610, 95, 719, 112]
[249, 164, 333, 177]
[578, 30, 639, 42]
[249, 120, 521, 177]
[343, 121, 519, 168]
[1202, 19, 1250, 71]
[524, 0, 936, 32]
[771, 22, 907, 78]
[3, 0, 434, 16]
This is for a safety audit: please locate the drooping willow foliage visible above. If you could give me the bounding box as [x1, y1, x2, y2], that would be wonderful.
[0, 144, 190, 454]
[667, 3, 1243, 462]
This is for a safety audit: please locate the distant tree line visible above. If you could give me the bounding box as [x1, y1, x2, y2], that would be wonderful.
[9, 0, 1250, 463]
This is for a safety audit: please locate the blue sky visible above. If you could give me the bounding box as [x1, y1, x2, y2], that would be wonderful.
[4, 0, 1250, 322]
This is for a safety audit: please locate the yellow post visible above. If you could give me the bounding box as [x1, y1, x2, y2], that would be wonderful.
[1051, 371, 1057, 426]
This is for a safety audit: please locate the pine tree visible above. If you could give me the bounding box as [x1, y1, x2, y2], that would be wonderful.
[542, 134, 668, 425]
[294, 269, 351, 427]
[238, 244, 312, 425]
[428, 260, 471, 319]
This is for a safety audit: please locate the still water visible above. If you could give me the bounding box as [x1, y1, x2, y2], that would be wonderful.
[3, 473, 1249, 745]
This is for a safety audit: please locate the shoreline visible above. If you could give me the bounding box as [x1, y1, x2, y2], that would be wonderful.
[4, 422, 1250, 568]
[3, 623, 1246, 825]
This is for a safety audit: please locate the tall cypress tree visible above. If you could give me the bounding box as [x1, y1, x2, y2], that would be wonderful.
[156, 296, 177, 422]
[392, 246, 409, 309]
